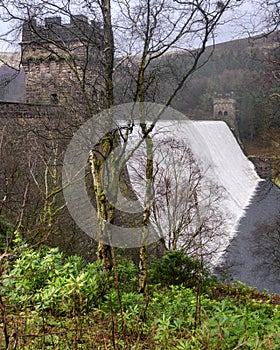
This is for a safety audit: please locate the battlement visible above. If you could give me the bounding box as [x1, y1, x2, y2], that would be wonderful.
[22, 15, 102, 46]
[20, 15, 103, 104]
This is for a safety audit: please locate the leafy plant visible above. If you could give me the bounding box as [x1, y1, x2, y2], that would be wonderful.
[1, 246, 107, 314]
[1, 242, 279, 349]
[149, 249, 212, 288]
[115, 257, 138, 293]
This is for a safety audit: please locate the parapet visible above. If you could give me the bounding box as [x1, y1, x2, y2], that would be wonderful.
[22, 15, 102, 45]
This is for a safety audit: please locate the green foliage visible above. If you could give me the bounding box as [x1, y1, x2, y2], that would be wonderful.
[149, 249, 212, 288]
[115, 257, 138, 293]
[1, 244, 279, 349]
[2, 246, 107, 314]
[150, 285, 280, 349]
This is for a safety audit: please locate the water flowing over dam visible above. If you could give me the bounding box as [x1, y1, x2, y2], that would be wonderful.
[128, 119, 279, 293]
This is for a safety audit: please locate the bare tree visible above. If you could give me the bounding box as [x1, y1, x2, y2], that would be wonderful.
[129, 135, 226, 260]
[246, 2, 280, 184]
[108, 0, 241, 294]
[257, 0, 280, 33]
[0, 0, 244, 292]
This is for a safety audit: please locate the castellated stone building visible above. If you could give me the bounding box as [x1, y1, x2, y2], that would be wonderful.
[213, 94, 237, 131]
[21, 15, 103, 106]
[0, 16, 106, 259]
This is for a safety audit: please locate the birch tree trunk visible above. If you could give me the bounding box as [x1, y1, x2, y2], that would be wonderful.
[93, 0, 115, 270]
[138, 121, 154, 296]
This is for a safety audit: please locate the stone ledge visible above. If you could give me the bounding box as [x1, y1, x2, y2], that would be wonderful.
[0, 102, 63, 118]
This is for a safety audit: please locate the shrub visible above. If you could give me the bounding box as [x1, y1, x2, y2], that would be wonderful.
[148, 249, 212, 288]
[1, 246, 107, 314]
[116, 257, 138, 293]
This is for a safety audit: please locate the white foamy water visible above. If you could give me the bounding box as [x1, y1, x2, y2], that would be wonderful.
[126, 119, 261, 264]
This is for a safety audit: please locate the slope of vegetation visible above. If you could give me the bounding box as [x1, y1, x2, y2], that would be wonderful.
[1, 235, 279, 349]
[151, 32, 280, 185]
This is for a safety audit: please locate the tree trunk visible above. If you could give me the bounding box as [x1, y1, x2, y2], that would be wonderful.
[89, 135, 115, 271]
[93, 0, 115, 270]
[138, 121, 153, 297]
[138, 245, 148, 295]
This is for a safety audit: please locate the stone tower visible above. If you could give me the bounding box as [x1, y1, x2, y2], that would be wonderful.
[213, 94, 237, 131]
[21, 15, 102, 105]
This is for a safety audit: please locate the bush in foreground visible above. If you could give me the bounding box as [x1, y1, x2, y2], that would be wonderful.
[0, 243, 279, 349]
[149, 249, 213, 289]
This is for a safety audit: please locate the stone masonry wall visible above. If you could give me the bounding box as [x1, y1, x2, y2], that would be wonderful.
[21, 16, 103, 106]
[213, 97, 237, 130]
[0, 101, 62, 118]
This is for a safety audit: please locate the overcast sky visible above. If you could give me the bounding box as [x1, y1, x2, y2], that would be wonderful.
[0, 1, 266, 53]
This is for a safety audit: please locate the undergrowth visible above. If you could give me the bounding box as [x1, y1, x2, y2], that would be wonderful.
[0, 239, 279, 349]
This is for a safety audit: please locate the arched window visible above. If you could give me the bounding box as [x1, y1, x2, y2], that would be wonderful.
[218, 110, 223, 116]
[224, 111, 228, 116]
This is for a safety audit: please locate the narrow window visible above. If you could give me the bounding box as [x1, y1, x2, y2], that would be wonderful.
[224, 111, 228, 116]
[50, 93, 58, 104]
